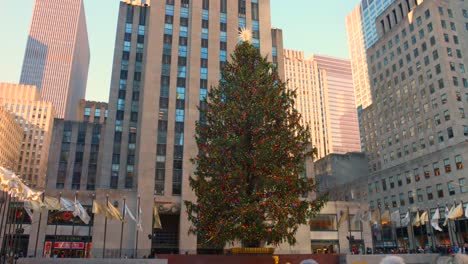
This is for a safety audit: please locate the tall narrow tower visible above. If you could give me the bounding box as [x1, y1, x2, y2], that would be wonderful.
[20, 0, 90, 120]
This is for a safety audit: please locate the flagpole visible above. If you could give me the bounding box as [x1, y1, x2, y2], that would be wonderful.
[347, 206, 352, 253]
[33, 193, 44, 257]
[88, 193, 94, 258]
[0, 193, 10, 258]
[427, 209, 435, 251]
[119, 197, 126, 258]
[359, 205, 363, 253]
[378, 205, 382, 252]
[72, 192, 78, 237]
[1, 194, 12, 264]
[0, 192, 7, 250]
[135, 195, 140, 258]
[454, 200, 462, 247]
[51, 192, 62, 258]
[398, 211, 405, 252]
[408, 208, 415, 252]
[13, 200, 26, 264]
[103, 194, 109, 258]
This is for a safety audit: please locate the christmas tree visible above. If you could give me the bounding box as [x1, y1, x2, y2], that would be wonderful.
[185, 37, 326, 249]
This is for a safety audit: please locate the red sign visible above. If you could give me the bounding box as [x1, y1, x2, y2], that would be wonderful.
[44, 242, 52, 258]
[53, 242, 84, 249]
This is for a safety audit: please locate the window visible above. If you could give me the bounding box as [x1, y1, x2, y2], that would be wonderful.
[441, 93, 447, 104]
[414, 168, 420, 182]
[444, 110, 450, 121]
[397, 174, 402, 186]
[310, 215, 337, 231]
[455, 155, 463, 170]
[405, 171, 412, 184]
[434, 114, 441, 125]
[417, 189, 423, 202]
[426, 186, 433, 200]
[459, 179, 467, 193]
[443, 158, 451, 173]
[368, 183, 373, 193]
[447, 127, 454, 139]
[399, 193, 405, 206]
[433, 162, 440, 176]
[436, 184, 444, 198]
[408, 191, 414, 204]
[391, 195, 397, 208]
[447, 182, 456, 196]
[438, 131, 444, 143]
[389, 176, 395, 189]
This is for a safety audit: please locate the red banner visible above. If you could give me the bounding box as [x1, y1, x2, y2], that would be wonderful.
[53, 242, 84, 249]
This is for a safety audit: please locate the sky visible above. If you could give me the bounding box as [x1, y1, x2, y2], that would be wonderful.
[0, 0, 360, 102]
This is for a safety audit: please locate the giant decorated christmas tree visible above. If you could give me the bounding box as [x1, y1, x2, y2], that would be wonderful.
[185, 33, 326, 249]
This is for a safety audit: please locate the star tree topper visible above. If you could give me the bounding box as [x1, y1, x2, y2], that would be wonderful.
[239, 27, 252, 43]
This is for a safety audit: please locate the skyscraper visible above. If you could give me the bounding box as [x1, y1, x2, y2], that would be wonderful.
[284, 50, 361, 159]
[341, 0, 468, 248]
[20, 0, 90, 120]
[97, 0, 286, 255]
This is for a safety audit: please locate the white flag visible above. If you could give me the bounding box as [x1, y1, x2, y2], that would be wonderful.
[125, 204, 137, 223]
[443, 206, 451, 226]
[73, 197, 90, 225]
[431, 208, 443, 232]
[401, 212, 410, 226]
[24, 201, 34, 219]
[60, 197, 75, 211]
[465, 204, 468, 218]
[391, 210, 400, 223]
[137, 206, 143, 232]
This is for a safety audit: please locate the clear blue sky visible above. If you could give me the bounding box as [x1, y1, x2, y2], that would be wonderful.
[0, 0, 360, 102]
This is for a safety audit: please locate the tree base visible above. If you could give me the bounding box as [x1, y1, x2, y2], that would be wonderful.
[226, 247, 275, 255]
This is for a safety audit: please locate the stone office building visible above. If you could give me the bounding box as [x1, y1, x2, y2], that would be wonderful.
[342, 0, 468, 249]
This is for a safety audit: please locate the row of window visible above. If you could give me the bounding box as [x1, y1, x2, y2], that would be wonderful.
[369, 178, 467, 210]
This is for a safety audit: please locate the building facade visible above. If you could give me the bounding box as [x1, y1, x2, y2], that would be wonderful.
[95, 0, 286, 256]
[284, 50, 361, 159]
[0, 107, 23, 172]
[346, 0, 396, 111]
[76, 100, 109, 123]
[0, 83, 55, 188]
[314, 152, 369, 199]
[20, 0, 90, 120]
[348, 0, 468, 248]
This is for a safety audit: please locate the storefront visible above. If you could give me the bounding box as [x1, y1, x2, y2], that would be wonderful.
[311, 240, 339, 254]
[44, 236, 92, 258]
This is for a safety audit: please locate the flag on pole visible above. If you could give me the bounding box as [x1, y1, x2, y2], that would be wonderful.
[338, 210, 349, 227]
[153, 206, 162, 229]
[420, 211, 429, 225]
[448, 202, 463, 220]
[443, 206, 450, 226]
[431, 208, 443, 232]
[125, 204, 136, 223]
[24, 201, 34, 219]
[391, 210, 400, 223]
[60, 197, 75, 211]
[73, 197, 90, 224]
[137, 206, 143, 232]
[359, 210, 371, 222]
[371, 210, 379, 224]
[351, 210, 361, 224]
[401, 212, 410, 226]
[413, 211, 421, 227]
[107, 201, 123, 221]
[43, 196, 61, 210]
